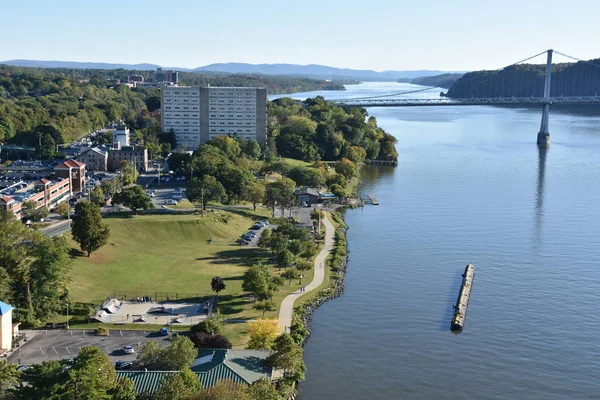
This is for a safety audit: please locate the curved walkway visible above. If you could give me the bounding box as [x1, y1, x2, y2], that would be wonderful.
[278, 214, 335, 332]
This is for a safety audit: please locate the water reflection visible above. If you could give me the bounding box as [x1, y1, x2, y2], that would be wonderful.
[534, 146, 548, 249]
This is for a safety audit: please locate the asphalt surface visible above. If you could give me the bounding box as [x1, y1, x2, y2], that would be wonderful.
[8, 330, 170, 366]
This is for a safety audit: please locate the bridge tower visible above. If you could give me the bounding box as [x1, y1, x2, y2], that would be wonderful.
[537, 49, 553, 147]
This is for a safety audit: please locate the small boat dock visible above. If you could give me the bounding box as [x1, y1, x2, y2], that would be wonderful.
[360, 194, 380, 205]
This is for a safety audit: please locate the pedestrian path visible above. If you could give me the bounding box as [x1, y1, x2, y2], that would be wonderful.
[278, 214, 335, 332]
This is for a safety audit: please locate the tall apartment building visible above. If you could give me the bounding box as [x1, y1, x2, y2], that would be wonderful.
[161, 86, 267, 149]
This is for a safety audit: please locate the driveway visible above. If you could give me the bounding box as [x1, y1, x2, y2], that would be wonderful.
[8, 329, 170, 366]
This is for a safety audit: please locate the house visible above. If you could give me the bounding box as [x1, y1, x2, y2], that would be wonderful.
[117, 349, 273, 396]
[294, 187, 320, 205]
[0, 301, 19, 353]
[76, 147, 108, 172]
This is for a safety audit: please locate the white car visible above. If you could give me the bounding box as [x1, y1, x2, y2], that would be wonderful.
[164, 199, 178, 205]
[121, 346, 135, 354]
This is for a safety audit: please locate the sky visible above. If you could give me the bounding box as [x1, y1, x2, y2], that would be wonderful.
[1, 0, 598, 71]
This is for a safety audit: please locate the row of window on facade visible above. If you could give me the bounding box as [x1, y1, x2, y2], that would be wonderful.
[209, 128, 254, 133]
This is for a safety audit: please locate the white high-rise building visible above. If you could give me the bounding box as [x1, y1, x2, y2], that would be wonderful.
[161, 86, 201, 149]
[161, 86, 266, 149]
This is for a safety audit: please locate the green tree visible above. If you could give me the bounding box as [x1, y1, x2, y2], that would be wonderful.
[288, 167, 326, 188]
[190, 320, 221, 336]
[265, 177, 296, 217]
[295, 261, 313, 285]
[112, 185, 153, 213]
[0, 360, 19, 399]
[118, 160, 138, 185]
[55, 201, 70, 219]
[345, 145, 367, 163]
[242, 180, 266, 211]
[253, 300, 276, 317]
[258, 228, 271, 251]
[187, 175, 227, 210]
[89, 186, 105, 206]
[287, 239, 303, 255]
[247, 378, 282, 400]
[266, 333, 306, 382]
[242, 264, 272, 302]
[153, 367, 203, 400]
[161, 335, 198, 370]
[64, 346, 122, 400]
[71, 201, 110, 257]
[335, 158, 358, 180]
[100, 177, 122, 196]
[109, 377, 137, 400]
[268, 232, 288, 254]
[242, 139, 262, 160]
[330, 183, 347, 199]
[281, 268, 299, 285]
[39, 133, 56, 160]
[192, 379, 250, 400]
[276, 249, 294, 270]
[135, 335, 197, 371]
[209, 136, 241, 159]
[210, 276, 226, 305]
[302, 241, 317, 260]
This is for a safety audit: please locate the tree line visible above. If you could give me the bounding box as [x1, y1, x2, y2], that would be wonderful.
[446, 58, 600, 98]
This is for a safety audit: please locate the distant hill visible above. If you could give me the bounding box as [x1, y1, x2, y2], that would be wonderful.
[0, 59, 462, 81]
[398, 73, 464, 89]
[194, 62, 461, 81]
[0, 59, 162, 70]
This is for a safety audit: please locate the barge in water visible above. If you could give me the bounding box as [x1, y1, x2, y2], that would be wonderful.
[451, 264, 475, 332]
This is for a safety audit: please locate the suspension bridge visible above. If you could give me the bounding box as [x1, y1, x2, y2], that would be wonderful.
[330, 50, 600, 146]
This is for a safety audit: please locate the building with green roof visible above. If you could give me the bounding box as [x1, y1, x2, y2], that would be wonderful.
[117, 349, 273, 396]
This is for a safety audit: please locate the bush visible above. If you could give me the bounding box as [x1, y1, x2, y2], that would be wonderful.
[96, 326, 110, 336]
[190, 320, 221, 336]
[189, 332, 232, 349]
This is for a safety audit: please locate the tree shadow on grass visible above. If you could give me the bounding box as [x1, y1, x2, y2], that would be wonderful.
[195, 248, 267, 266]
[69, 248, 85, 258]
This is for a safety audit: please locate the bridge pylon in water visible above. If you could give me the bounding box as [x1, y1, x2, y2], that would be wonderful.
[537, 50, 553, 147]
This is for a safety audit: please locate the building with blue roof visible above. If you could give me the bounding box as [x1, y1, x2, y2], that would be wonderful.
[0, 300, 15, 353]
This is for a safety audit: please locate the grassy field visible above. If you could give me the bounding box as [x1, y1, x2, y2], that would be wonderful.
[66, 208, 318, 347]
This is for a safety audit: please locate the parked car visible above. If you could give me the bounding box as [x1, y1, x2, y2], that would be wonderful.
[115, 361, 132, 370]
[160, 327, 169, 336]
[164, 199, 178, 205]
[259, 220, 269, 225]
[250, 224, 262, 230]
[246, 231, 257, 238]
[121, 346, 135, 354]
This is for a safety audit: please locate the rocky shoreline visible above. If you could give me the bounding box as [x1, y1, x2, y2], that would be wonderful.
[294, 222, 349, 346]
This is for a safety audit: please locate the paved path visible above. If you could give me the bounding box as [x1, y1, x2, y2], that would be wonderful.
[278, 213, 335, 332]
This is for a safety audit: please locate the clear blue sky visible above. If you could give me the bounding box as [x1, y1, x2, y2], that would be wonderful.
[1, 0, 598, 71]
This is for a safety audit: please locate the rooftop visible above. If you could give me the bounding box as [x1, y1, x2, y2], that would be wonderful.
[117, 349, 272, 395]
[56, 159, 85, 169]
[0, 301, 13, 315]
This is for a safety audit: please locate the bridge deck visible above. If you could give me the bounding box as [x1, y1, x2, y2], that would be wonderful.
[333, 96, 600, 107]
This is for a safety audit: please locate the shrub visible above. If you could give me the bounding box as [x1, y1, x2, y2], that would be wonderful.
[96, 326, 110, 336]
[189, 332, 232, 349]
[190, 320, 221, 336]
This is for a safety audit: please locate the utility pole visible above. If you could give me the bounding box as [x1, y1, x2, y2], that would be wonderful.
[66, 302, 69, 329]
[201, 187, 204, 216]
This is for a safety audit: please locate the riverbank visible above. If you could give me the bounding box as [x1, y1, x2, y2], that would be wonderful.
[290, 211, 349, 345]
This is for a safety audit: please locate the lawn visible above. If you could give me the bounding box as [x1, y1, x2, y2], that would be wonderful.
[67, 208, 318, 347]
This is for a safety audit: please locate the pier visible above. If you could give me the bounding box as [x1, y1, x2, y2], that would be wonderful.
[360, 194, 380, 205]
[367, 159, 398, 166]
[451, 264, 475, 332]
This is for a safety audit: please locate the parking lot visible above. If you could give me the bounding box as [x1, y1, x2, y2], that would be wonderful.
[8, 329, 171, 366]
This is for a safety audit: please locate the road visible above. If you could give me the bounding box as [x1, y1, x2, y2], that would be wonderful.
[40, 220, 71, 237]
[8, 329, 171, 366]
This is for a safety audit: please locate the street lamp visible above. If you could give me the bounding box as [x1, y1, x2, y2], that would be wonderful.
[66, 302, 69, 329]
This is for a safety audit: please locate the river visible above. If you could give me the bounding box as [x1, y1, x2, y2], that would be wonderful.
[270, 82, 600, 399]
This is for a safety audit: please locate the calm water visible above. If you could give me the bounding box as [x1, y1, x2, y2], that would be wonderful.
[272, 83, 600, 399]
